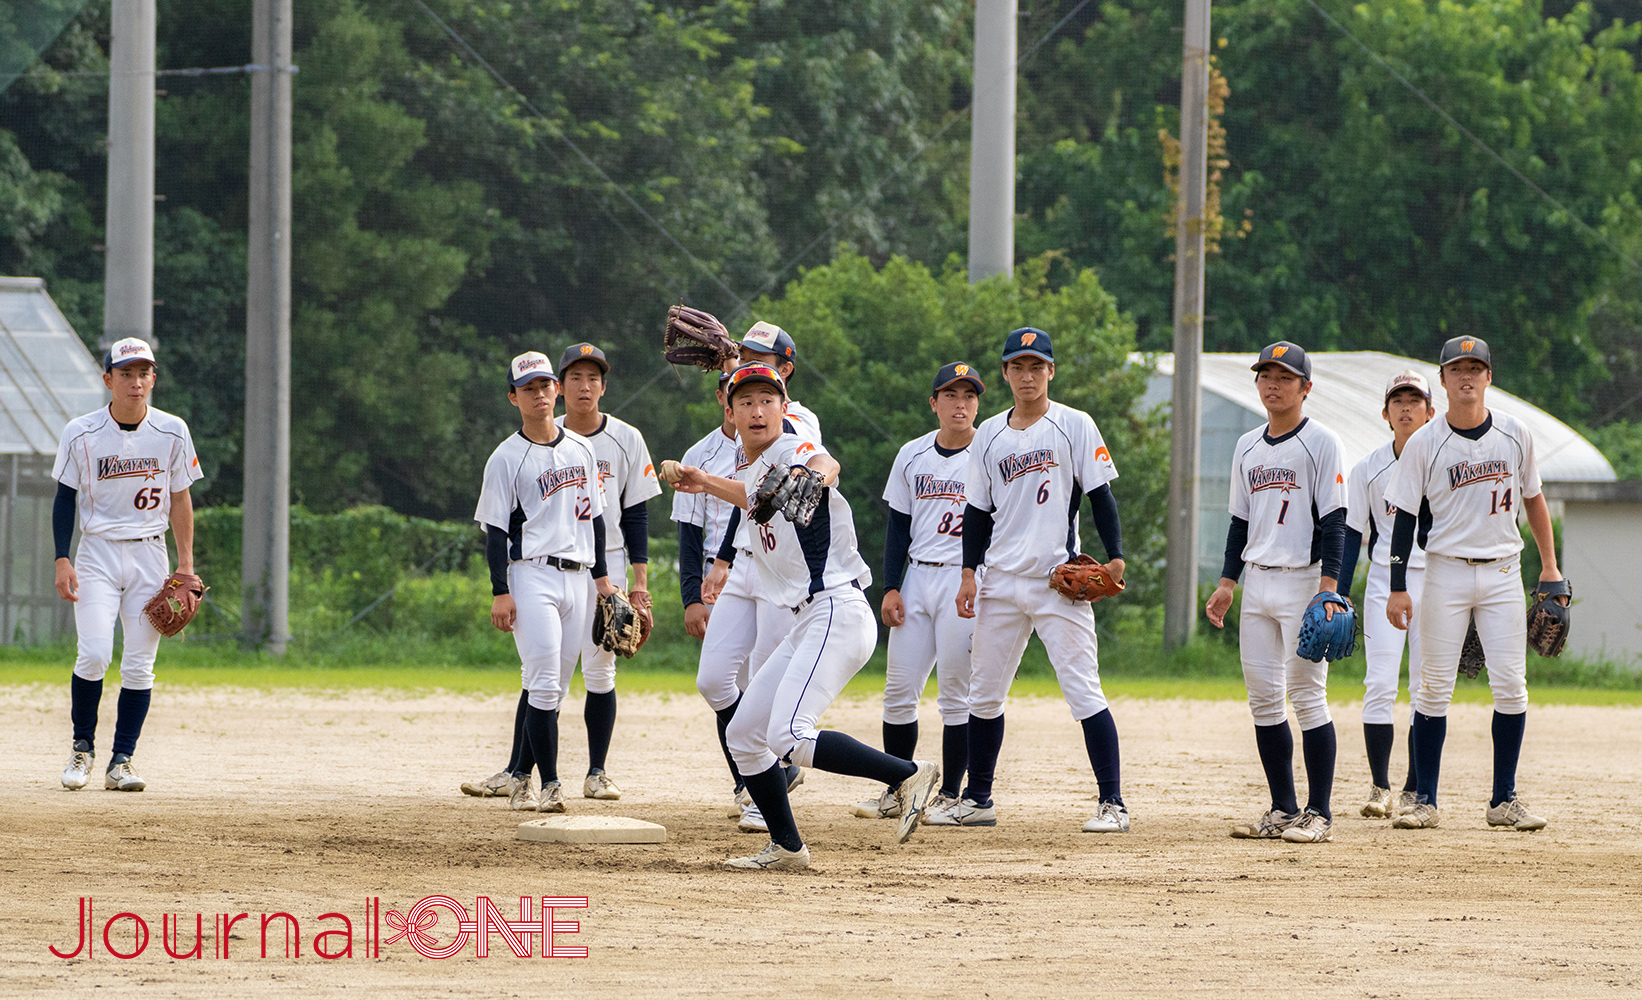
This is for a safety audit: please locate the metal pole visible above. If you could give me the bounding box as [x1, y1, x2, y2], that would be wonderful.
[967, 0, 1017, 283]
[1164, 0, 1212, 651]
[242, 0, 293, 654]
[102, 0, 156, 353]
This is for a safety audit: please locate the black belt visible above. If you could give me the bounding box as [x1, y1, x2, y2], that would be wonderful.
[1459, 555, 1507, 566]
[525, 555, 587, 572]
[792, 579, 862, 613]
[911, 559, 948, 568]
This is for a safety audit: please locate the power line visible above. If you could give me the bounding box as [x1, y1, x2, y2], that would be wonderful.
[1304, 0, 1642, 275]
[13, 63, 299, 78]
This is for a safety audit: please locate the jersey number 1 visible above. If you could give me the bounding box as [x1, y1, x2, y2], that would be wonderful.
[1276, 499, 1289, 525]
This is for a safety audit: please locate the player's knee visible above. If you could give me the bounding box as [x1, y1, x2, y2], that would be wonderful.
[694, 668, 736, 711]
[1491, 688, 1528, 715]
[1247, 691, 1287, 727]
[72, 655, 111, 683]
[116, 660, 156, 690]
[764, 723, 804, 769]
[1292, 699, 1331, 731]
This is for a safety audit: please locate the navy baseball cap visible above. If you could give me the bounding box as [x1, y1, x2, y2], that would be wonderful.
[509, 351, 556, 386]
[1001, 327, 1053, 363]
[559, 342, 610, 375]
[725, 362, 787, 402]
[740, 321, 797, 364]
[932, 362, 985, 396]
[1438, 336, 1491, 369]
[1251, 341, 1311, 380]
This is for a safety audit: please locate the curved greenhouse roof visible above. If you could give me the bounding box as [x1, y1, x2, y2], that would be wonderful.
[0, 277, 104, 455]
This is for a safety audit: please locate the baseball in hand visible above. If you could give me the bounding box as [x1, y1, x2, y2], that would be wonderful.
[658, 460, 683, 486]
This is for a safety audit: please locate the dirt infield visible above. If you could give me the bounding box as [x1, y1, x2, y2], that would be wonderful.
[1, 684, 1638, 998]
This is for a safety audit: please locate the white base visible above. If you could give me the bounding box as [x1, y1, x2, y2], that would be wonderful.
[516, 815, 667, 844]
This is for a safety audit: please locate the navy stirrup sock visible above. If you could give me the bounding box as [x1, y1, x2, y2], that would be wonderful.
[1403, 721, 1418, 792]
[1253, 722, 1299, 815]
[71, 675, 103, 750]
[960, 713, 1005, 806]
[715, 696, 743, 791]
[1490, 711, 1527, 807]
[813, 731, 918, 787]
[1411, 711, 1448, 806]
[1300, 721, 1336, 820]
[882, 720, 919, 761]
[940, 722, 968, 798]
[740, 764, 803, 852]
[506, 689, 529, 775]
[110, 688, 152, 759]
[524, 706, 560, 784]
[1079, 709, 1123, 806]
[1363, 722, 1394, 790]
[584, 690, 617, 773]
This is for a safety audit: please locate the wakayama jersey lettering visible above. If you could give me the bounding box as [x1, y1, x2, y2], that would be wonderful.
[1383, 411, 1541, 561]
[1228, 417, 1347, 569]
[474, 428, 604, 564]
[52, 407, 202, 539]
[883, 430, 969, 566]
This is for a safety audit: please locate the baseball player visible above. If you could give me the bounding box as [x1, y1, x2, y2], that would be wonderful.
[671, 362, 939, 870]
[555, 342, 663, 800]
[53, 337, 202, 792]
[852, 362, 983, 822]
[1383, 336, 1560, 832]
[475, 351, 617, 815]
[1205, 341, 1348, 845]
[944, 327, 1131, 834]
[1337, 370, 1435, 819]
[733, 321, 822, 437]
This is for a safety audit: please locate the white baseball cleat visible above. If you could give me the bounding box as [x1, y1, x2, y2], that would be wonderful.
[1360, 785, 1394, 818]
[583, 771, 622, 800]
[724, 841, 810, 871]
[850, 788, 901, 819]
[104, 756, 146, 792]
[738, 803, 768, 833]
[1081, 800, 1131, 833]
[1230, 808, 1300, 839]
[1281, 808, 1334, 843]
[923, 797, 997, 827]
[61, 741, 94, 791]
[508, 774, 539, 811]
[920, 791, 960, 825]
[1398, 789, 1419, 815]
[1485, 797, 1547, 831]
[892, 761, 940, 844]
[786, 767, 805, 792]
[537, 780, 566, 813]
[1393, 802, 1439, 829]
[461, 769, 513, 798]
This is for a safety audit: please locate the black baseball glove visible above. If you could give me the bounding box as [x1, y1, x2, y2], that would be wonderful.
[1526, 579, 1572, 658]
[750, 465, 825, 528]
[592, 589, 647, 658]
[1458, 612, 1486, 679]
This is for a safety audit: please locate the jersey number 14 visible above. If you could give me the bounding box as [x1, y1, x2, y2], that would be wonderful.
[1489, 488, 1513, 515]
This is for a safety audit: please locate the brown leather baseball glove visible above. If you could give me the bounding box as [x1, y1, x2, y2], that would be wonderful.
[663, 304, 737, 370]
[1049, 555, 1125, 603]
[143, 572, 207, 637]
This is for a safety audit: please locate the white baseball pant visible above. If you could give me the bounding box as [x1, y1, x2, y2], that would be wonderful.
[1362, 562, 1424, 726]
[696, 554, 796, 712]
[574, 548, 627, 695]
[727, 585, 877, 774]
[1413, 554, 1529, 718]
[72, 534, 167, 690]
[508, 559, 591, 711]
[1239, 564, 1332, 731]
[967, 568, 1110, 722]
[883, 563, 973, 726]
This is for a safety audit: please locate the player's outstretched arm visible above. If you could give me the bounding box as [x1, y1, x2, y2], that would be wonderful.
[1522, 493, 1565, 586]
[672, 465, 750, 509]
[169, 488, 195, 574]
[802, 453, 840, 486]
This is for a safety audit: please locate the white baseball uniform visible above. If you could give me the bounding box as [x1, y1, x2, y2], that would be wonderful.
[785, 399, 822, 439]
[672, 425, 739, 568]
[52, 406, 202, 690]
[724, 430, 875, 775]
[882, 431, 974, 727]
[1346, 442, 1426, 726]
[557, 414, 661, 694]
[965, 401, 1117, 721]
[1384, 411, 1540, 717]
[1227, 417, 1347, 730]
[475, 428, 604, 712]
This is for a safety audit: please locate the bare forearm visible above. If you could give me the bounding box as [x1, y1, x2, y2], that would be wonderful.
[170, 489, 195, 572]
[1524, 494, 1559, 576]
[702, 474, 751, 509]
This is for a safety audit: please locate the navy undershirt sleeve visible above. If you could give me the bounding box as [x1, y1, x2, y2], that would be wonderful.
[485, 524, 510, 596]
[1389, 509, 1417, 592]
[591, 515, 608, 579]
[882, 509, 913, 592]
[53, 483, 76, 561]
[1318, 507, 1346, 583]
[960, 504, 994, 571]
[1338, 526, 1364, 596]
[717, 508, 742, 565]
[1221, 516, 1250, 583]
[678, 522, 705, 607]
[619, 501, 649, 564]
[1085, 483, 1123, 561]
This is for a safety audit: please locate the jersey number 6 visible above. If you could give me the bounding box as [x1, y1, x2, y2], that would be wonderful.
[1036, 480, 1050, 505]
[132, 486, 163, 510]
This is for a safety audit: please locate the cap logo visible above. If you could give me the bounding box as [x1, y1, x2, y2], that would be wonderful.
[518, 358, 545, 372]
[1020, 333, 1037, 347]
[954, 364, 969, 376]
[1461, 339, 1475, 352]
[119, 344, 146, 356]
[1271, 346, 1288, 359]
[580, 345, 593, 355]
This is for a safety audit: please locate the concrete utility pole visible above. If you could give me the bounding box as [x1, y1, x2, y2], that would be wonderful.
[101, 0, 156, 353]
[968, 0, 1016, 283]
[242, 0, 293, 653]
[1164, 0, 1212, 651]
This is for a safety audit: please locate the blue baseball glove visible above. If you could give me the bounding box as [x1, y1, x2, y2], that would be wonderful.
[1296, 591, 1356, 662]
